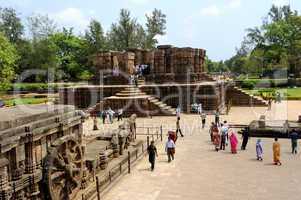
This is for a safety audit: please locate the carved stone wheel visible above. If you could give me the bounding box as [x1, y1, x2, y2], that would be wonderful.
[45, 135, 84, 200]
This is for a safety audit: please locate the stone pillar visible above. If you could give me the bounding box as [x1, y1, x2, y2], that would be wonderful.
[259, 115, 266, 128]
[111, 134, 119, 158]
[11, 147, 25, 200]
[24, 127, 40, 200]
[118, 135, 125, 155]
[0, 158, 11, 200]
[78, 114, 85, 144]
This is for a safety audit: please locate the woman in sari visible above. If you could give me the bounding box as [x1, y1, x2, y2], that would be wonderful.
[273, 138, 282, 166]
[212, 124, 220, 152]
[229, 130, 238, 154]
[256, 139, 263, 161]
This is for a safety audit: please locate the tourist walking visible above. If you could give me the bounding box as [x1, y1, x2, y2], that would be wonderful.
[93, 116, 98, 130]
[241, 128, 249, 150]
[107, 108, 115, 124]
[209, 122, 215, 142]
[201, 112, 206, 129]
[220, 123, 227, 150]
[215, 110, 220, 124]
[197, 103, 202, 115]
[147, 141, 158, 171]
[221, 121, 229, 146]
[117, 109, 123, 121]
[273, 138, 282, 166]
[224, 121, 229, 146]
[168, 131, 177, 143]
[212, 124, 220, 151]
[268, 99, 272, 110]
[290, 129, 299, 154]
[176, 106, 181, 118]
[256, 139, 263, 161]
[134, 75, 138, 87]
[129, 75, 134, 85]
[165, 137, 176, 162]
[229, 130, 238, 154]
[176, 117, 184, 137]
[276, 92, 281, 103]
[101, 111, 106, 124]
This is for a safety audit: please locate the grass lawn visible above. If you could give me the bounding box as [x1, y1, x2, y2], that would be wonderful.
[244, 87, 301, 100]
[3, 97, 48, 107]
[278, 88, 301, 98]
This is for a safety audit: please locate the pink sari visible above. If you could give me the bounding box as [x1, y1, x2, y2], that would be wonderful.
[230, 132, 238, 154]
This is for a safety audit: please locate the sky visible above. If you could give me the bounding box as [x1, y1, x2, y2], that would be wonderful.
[1, 0, 301, 61]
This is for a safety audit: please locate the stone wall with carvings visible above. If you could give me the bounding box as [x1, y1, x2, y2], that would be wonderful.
[90, 45, 207, 85]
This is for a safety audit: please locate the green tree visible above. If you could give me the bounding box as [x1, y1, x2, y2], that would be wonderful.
[49, 28, 88, 81]
[107, 8, 167, 50]
[0, 7, 24, 43]
[16, 38, 59, 82]
[84, 19, 106, 54]
[145, 9, 167, 49]
[107, 9, 138, 50]
[133, 24, 147, 48]
[0, 33, 18, 90]
[27, 14, 57, 40]
[205, 57, 228, 73]
[225, 5, 301, 77]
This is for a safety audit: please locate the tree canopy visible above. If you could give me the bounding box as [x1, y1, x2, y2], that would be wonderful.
[222, 5, 301, 77]
[0, 7, 24, 43]
[0, 7, 167, 88]
[0, 32, 18, 90]
[107, 8, 166, 50]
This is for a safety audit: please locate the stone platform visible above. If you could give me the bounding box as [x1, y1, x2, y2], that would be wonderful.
[89, 86, 176, 117]
[59, 81, 225, 114]
[99, 102, 301, 200]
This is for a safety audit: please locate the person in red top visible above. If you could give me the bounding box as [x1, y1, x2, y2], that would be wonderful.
[212, 124, 220, 152]
[168, 131, 177, 143]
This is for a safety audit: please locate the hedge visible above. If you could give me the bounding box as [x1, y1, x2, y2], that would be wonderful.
[0, 83, 79, 92]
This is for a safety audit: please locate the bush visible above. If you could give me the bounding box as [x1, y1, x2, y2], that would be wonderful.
[258, 88, 276, 99]
[241, 80, 259, 89]
[3, 83, 59, 92]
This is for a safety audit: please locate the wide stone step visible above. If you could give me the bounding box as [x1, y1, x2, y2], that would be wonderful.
[123, 89, 141, 93]
[168, 108, 176, 113]
[232, 87, 267, 106]
[117, 91, 146, 95]
[147, 96, 156, 101]
[154, 102, 165, 106]
[115, 93, 147, 97]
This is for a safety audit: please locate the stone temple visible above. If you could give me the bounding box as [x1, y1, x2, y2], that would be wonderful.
[60, 45, 267, 116]
[0, 45, 269, 200]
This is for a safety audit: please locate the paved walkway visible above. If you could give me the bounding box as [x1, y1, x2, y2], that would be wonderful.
[99, 102, 301, 200]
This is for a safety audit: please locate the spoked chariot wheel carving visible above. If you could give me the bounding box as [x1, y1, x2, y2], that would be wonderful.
[44, 135, 83, 200]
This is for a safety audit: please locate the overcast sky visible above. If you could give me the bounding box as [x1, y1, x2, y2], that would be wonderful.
[1, 0, 301, 61]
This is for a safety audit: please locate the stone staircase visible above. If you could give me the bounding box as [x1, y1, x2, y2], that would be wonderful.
[227, 86, 268, 107]
[137, 77, 146, 85]
[87, 86, 176, 116]
[115, 87, 147, 97]
[147, 96, 176, 115]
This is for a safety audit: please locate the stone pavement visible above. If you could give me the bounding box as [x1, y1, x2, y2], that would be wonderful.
[97, 101, 301, 200]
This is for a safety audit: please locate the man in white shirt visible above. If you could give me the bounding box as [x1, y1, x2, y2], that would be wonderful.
[176, 106, 181, 118]
[198, 103, 202, 114]
[165, 137, 176, 162]
[220, 121, 229, 149]
[107, 108, 115, 124]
